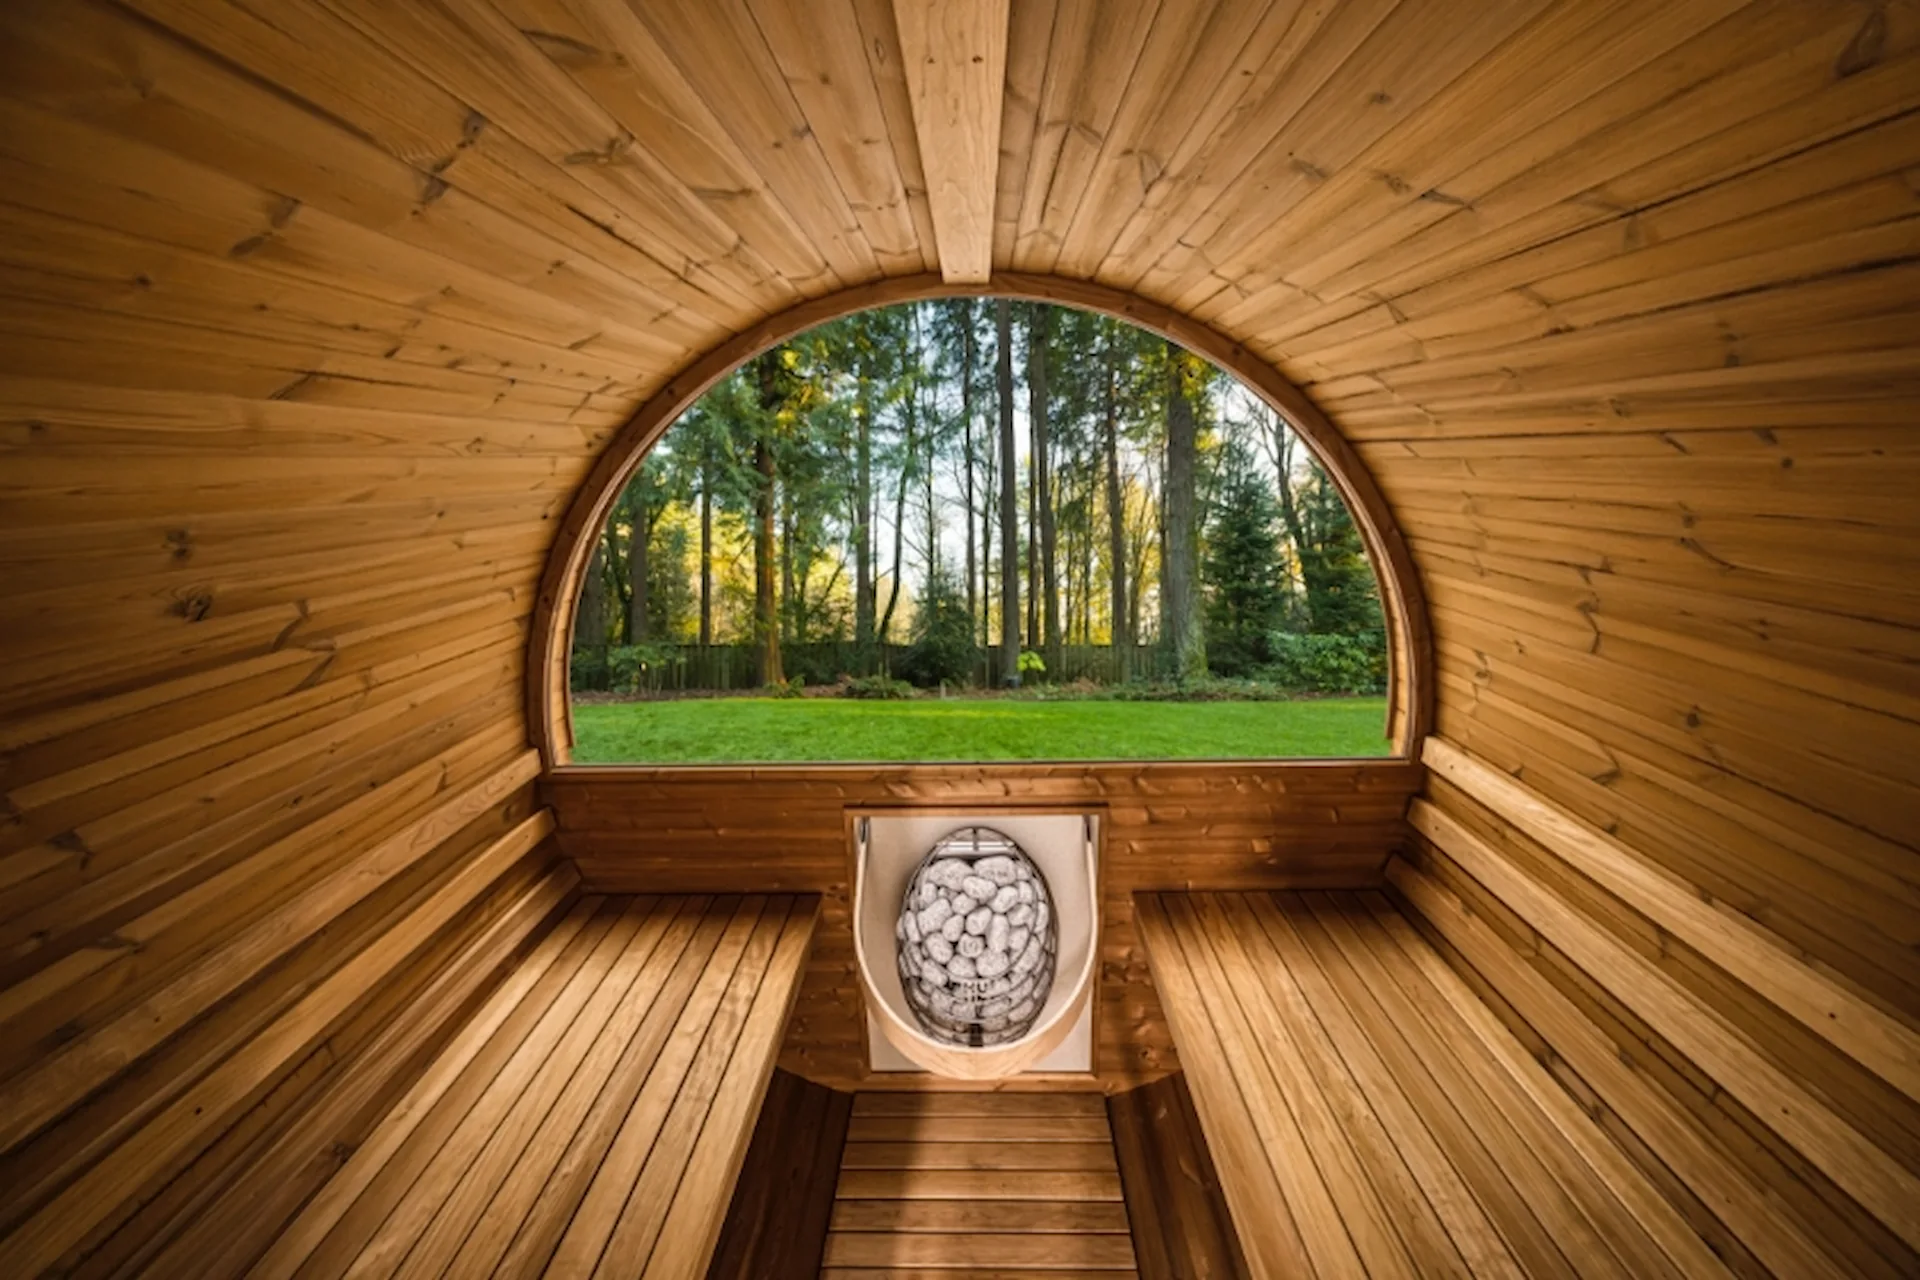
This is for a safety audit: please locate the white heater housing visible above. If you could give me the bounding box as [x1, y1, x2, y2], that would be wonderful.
[854, 812, 1100, 1080]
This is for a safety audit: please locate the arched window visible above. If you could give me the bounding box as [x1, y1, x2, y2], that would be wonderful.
[532, 282, 1428, 766]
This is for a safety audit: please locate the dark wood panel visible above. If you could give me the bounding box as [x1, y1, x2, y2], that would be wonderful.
[706, 1068, 853, 1280]
[1107, 1073, 1249, 1280]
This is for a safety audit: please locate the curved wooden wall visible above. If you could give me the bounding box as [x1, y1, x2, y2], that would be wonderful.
[0, 0, 1915, 1274]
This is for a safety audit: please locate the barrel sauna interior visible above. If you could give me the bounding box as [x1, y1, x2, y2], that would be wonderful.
[1, 1, 1914, 1276]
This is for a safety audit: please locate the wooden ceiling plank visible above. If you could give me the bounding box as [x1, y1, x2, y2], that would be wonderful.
[297, 0, 786, 317]
[1143, 0, 1556, 319]
[1277, 130, 1920, 371]
[113, 0, 767, 327]
[613, 0, 889, 290]
[0, 25, 725, 366]
[746, 0, 925, 276]
[490, 0, 840, 298]
[991, 0, 1059, 267]
[1005, 0, 1161, 276]
[1237, 4, 1920, 346]
[1095, 0, 1394, 291]
[1200, 0, 1740, 340]
[1052, 0, 1273, 279]
[0, 223, 659, 396]
[847, 0, 942, 275]
[893, 0, 1010, 283]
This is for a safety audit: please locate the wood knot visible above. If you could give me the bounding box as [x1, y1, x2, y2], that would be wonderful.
[172, 590, 214, 622]
[1836, 8, 1886, 77]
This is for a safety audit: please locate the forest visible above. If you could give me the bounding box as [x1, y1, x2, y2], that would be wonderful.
[569, 300, 1387, 722]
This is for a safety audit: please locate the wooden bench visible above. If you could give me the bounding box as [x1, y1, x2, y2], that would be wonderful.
[1137, 890, 1734, 1280]
[252, 893, 817, 1280]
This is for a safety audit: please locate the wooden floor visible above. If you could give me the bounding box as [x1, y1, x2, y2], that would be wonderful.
[824, 1091, 1140, 1278]
[250, 894, 816, 1280]
[1139, 890, 1737, 1280]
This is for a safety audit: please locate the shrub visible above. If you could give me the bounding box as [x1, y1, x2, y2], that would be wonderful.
[1263, 630, 1387, 694]
[841, 674, 914, 700]
[898, 570, 978, 688]
[570, 646, 609, 692]
[761, 676, 805, 699]
[1017, 649, 1047, 676]
[606, 642, 682, 694]
[783, 645, 851, 687]
[1082, 677, 1298, 702]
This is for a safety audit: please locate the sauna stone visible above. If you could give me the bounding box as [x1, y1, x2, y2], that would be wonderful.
[896, 828, 1057, 1047]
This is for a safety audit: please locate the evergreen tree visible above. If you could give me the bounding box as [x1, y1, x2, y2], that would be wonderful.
[898, 568, 975, 688]
[1285, 461, 1384, 637]
[1203, 439, 1288, 676]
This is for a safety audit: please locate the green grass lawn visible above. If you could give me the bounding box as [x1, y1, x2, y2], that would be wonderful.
[570, 696, 1392, 763]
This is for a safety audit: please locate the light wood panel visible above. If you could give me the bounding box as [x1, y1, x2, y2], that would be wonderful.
[546, 759, 1421, 1089]
[894, 0, 1010, 283]
[1395, 738, 1920, 1279]
[0, 786, 575, 1277]
[254, 893, 818, 1280]
[1139, 888, 1737, 1279]
[825, 1090, 1138, 1276]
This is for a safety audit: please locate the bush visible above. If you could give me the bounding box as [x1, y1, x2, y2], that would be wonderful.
[1263, 630, 1387, 694]
[570, 646, 609, 692]
[783, 645, 853, 687]
[1070, 677, 1300, 702]
[607, 642, 682, 694]
[761, 676, 805, 699]
[1016, 649, 1047, 676]
[840, 674, 914, 700]
[897, 570, 978, 688]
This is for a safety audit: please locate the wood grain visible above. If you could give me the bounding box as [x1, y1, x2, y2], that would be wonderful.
[826, 1090, 1139, 1275]
[706, 1068, 853, 1280]
[547, 759, 1420, 1090]
[1137, 889, 1737, 1280]
[893, 0, 1009, 283]
[0, 1, 1914, 1272]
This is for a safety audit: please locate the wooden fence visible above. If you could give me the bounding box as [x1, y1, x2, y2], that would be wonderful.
[573, 642, 1180, 693]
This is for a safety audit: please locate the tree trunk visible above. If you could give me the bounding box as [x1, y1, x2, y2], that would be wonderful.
[1025, 406, 1037, 648]
[995, 299, 1021, 686]
[1028, 305, 1060, 676]
[1271, 419, 1307, 593]
[781, 503, 797, 642]
[1163, 340, 1204, 681]
[1102, 333, 1130, 679]
[854, 321, 875, 650]
[981, 359, 996, 656]
[698, 446, 713, 648]
[920, 312, 938, 582]
[753, 357, 784, 687]
[1080, 477, 1093, 646]
[576, 536, 608, 654]
[879, 328, 915, 645]
[960, 302, 977, 654]
[627, 514, 649, 644]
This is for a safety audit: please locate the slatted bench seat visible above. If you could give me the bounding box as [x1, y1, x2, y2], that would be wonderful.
[253, 893, 818, 1280]
[1137, 890, 1732, 1280]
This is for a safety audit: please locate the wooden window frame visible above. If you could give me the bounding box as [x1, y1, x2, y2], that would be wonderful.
[528, 273, 1433, 769]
